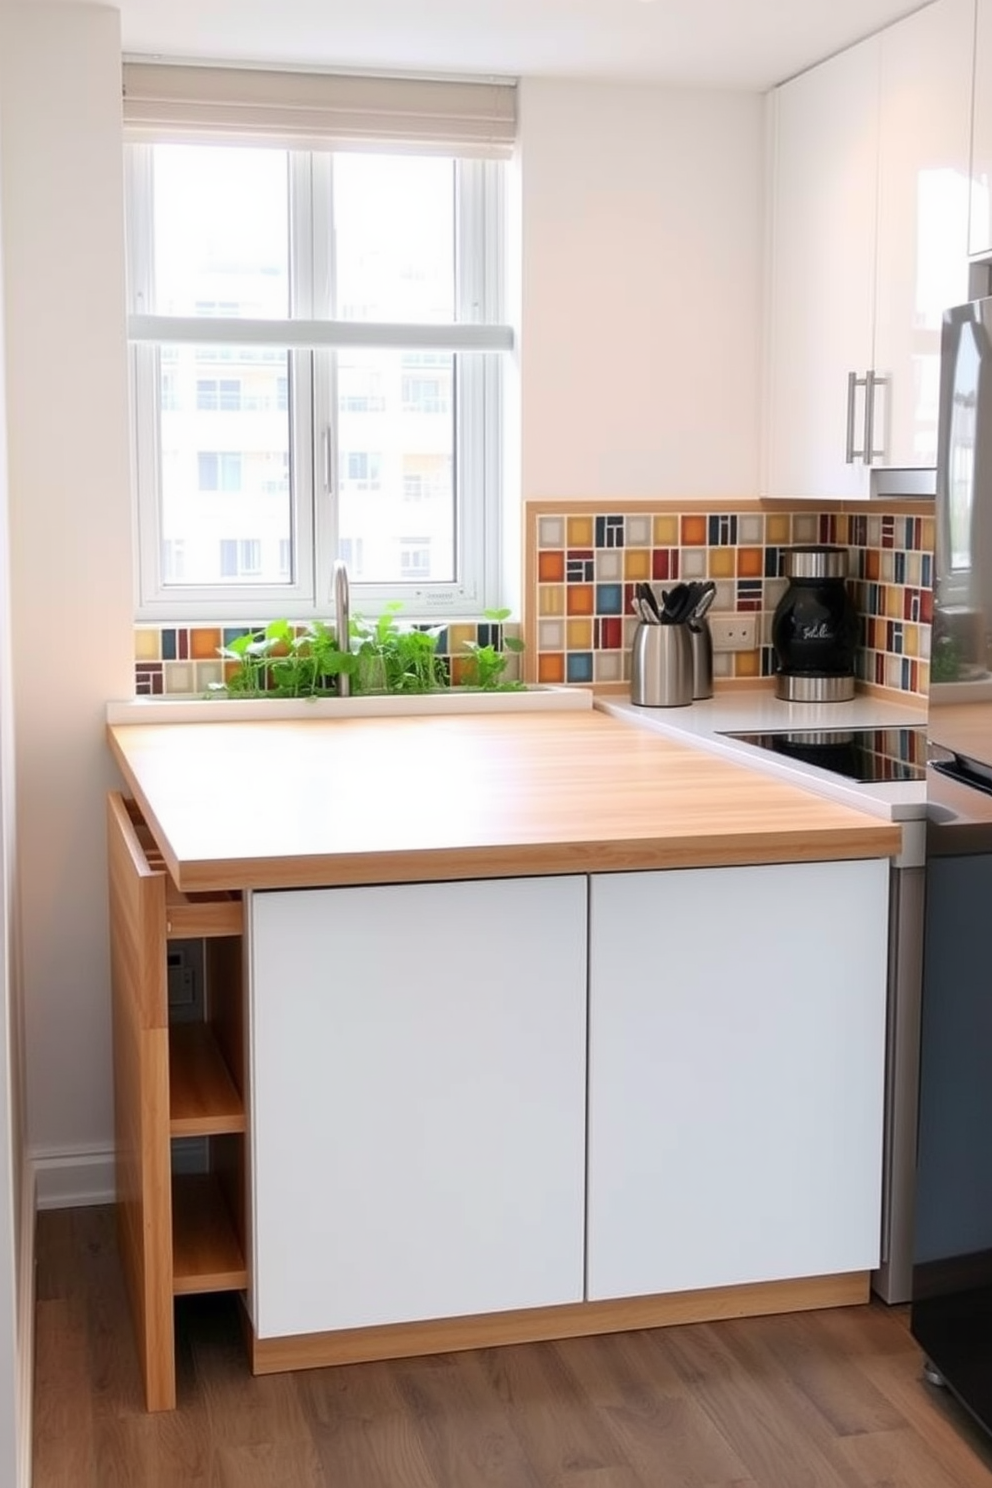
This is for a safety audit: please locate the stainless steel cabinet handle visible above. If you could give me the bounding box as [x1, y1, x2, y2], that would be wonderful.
[845, 370, 859, 464]
[864, 369, 887, 466]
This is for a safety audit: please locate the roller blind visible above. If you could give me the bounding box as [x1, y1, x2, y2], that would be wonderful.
[122, 62, 517, 158]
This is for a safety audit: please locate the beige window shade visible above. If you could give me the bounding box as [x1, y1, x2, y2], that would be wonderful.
[122, 63, 517, 158]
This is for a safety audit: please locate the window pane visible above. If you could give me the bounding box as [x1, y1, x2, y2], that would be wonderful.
[333, 156, 455, 323]
[151, 146, 289, 319]
[336, 349, 455, 584]
[158, 346, 293, 586]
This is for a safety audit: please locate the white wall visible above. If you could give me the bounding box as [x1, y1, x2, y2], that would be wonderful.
[0, 5, 133, 1194]
[519, 79, 764, 501]
[0, 20, 766, 1197]
[0, 53, 32, 1488]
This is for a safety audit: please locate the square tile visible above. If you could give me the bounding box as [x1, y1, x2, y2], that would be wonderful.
[713, 652, 733, 679]
[597, 617, 623, 649]
[195, 661, 223, 690]
[681, 514, 707, 546]
[594, 651, 623, 683]
[566, 584, 595, 616]
[735, 651, 760, 678]
[567, 516, 594, 547]
[713, 581, 736, 611]
[597, 551, 623, 582]
[539, 586, 565, 616]
[567, 619, 593, 650]
[652, 549, 679, 582]
[538, 620, 564, 650]
[709, 549, 735, 579]
[680, 548, 707, 579]
[708, 514, 738, 545]
[134, 628, 160, 661]
[595, 515, 625, 549]
[595, 583, 623, 615]
[538, 516, 565, 547]
[793, 513, 818, 544]
[567, 556, 595, 583]
[623, 549, 651, 581]
[626, 514, 652, 547]
[653, 515, 679, 546]
[738, 514, 763, 545]
[538, 653, 565, 684]
[538, 550, 565, 582]
[566, 652, 594, 684]
[191, 627, 222, 660]
[449, 624, 476, 651]
[164, 662, 194, 695]
[737, 546, 763, 578]
[766, 514, 791, 544]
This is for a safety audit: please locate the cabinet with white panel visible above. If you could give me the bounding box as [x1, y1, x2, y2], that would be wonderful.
[586, 859, 890, 1300]
[971, 0, 992, 257]
[764, 0, 973, 495]
[249, 874, 588, 1340]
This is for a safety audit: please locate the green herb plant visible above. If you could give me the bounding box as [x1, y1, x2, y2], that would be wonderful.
[213, 604, 525, 697]
[214, 619, 355, 698]
[460, 609, 526, 691]
[349, 604, 449, 694]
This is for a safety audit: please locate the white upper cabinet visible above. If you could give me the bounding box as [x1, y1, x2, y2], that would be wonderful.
[764, 0, 974, 497]
[765, 39, 880, 499]
[972, 0, 992, 256]
[874, 0, 973, 469]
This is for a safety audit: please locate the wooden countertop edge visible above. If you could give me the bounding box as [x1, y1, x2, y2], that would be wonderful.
[107, 718, 901, 893]
[107, 730, 186, 887]
[171, 827, 901, 894]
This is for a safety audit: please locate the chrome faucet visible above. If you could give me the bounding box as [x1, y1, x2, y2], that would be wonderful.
[333, 559, 351, 697]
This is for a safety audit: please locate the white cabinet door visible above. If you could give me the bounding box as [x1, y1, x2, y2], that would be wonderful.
[971, 0, 992, 256]
[764, 39, 879, 499]
[874, 0, 973, 469]
[587, 859, 889, 1301]
[249, 875, 587, 1339]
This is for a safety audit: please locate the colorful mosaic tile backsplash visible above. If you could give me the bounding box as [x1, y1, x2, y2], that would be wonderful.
[133, 499, 935, 702]
[132, 621, 521, 697]
[525, 501, 934, 700]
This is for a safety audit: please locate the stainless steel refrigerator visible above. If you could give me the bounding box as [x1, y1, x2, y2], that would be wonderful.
[911, 293, 992, 1431]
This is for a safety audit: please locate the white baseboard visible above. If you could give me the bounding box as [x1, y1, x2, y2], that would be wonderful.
[17, 1162, 34, 1488]
[30, 1138, 209, 1211]
[30, 1144, 115, 1211]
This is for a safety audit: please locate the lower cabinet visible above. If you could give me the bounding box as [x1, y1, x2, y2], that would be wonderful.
[249, 874, 588, 1339]
[586, 859, 890, 1299]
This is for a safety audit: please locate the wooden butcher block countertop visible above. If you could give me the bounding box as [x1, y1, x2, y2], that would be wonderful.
[107, 710, 901, 893]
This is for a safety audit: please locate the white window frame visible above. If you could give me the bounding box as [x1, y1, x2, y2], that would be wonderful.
[126, 141, 511, 623]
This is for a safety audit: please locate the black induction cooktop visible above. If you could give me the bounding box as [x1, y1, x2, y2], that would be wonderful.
[720, 726, 929, 783]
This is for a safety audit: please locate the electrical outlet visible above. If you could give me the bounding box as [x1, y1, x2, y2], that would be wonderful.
[709, 615, 758, 653]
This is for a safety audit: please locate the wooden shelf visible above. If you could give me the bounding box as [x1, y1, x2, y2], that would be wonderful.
[169, 1024, 245, 1137]
[165, 879, 242, 939]
[172, 1173, 247, 1296]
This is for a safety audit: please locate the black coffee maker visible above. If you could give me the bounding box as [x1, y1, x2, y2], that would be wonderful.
[771, 546, 858, 702]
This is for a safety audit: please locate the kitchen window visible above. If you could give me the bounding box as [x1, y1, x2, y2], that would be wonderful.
[123, 67, 515, 622]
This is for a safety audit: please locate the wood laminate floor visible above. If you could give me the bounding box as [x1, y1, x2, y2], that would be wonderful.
[32, 1206, 992, 1488]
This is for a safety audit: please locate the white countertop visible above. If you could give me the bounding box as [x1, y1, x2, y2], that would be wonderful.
[596, 690, 929, 825]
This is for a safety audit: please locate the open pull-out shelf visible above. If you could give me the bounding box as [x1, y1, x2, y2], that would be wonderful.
[108, 790, 247, 1411]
